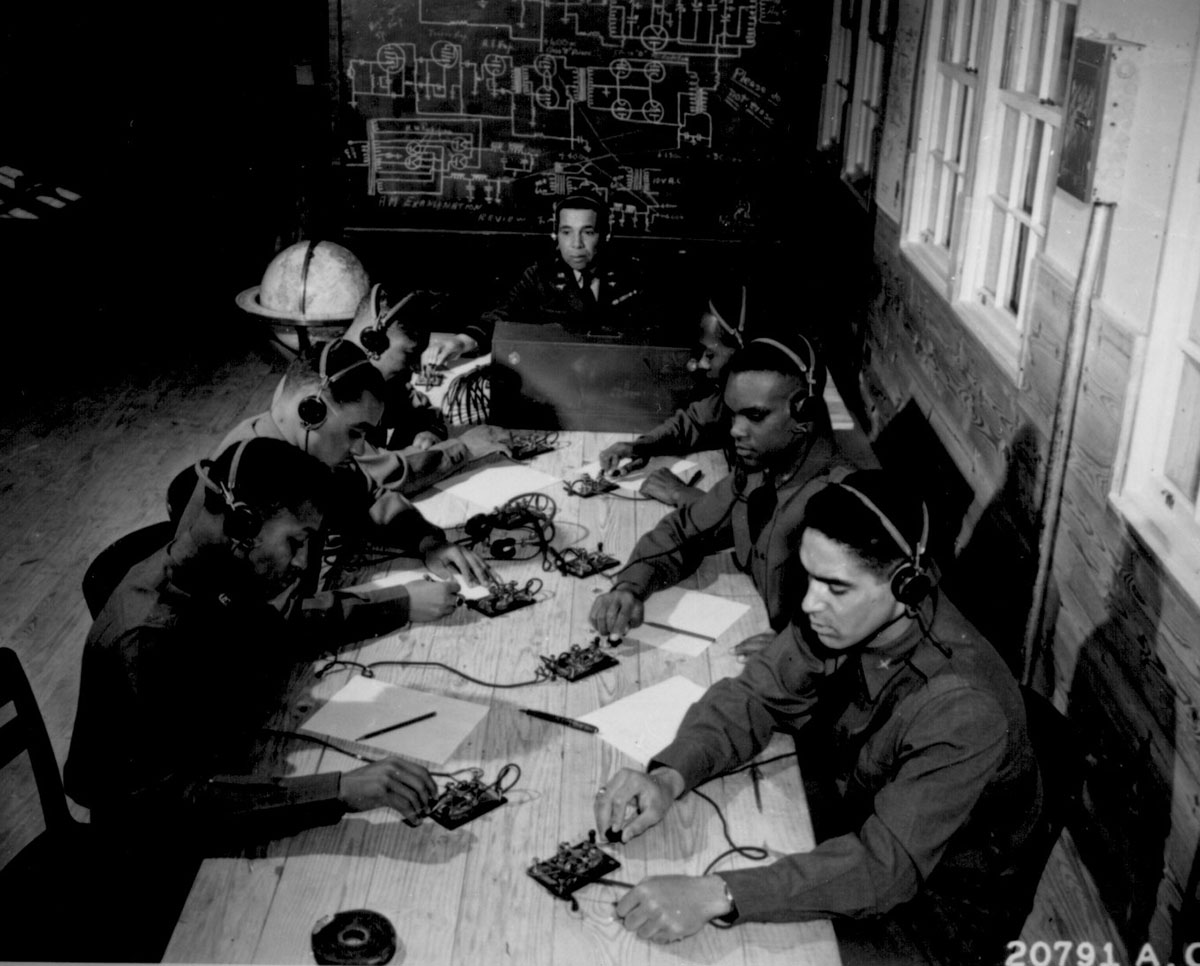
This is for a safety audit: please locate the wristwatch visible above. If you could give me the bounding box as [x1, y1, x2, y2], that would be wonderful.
[713, 878, 739, 924]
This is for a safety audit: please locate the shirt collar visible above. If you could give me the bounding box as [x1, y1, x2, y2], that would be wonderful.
[857, 614, 946, 700]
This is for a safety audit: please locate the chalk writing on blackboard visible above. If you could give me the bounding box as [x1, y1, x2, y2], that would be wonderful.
[332, 0, 796, 236]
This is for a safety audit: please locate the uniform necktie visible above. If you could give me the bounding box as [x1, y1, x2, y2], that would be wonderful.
[746, 475, 779, 545]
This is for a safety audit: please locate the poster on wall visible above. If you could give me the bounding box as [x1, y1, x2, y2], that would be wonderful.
[873, 0, 925, 223]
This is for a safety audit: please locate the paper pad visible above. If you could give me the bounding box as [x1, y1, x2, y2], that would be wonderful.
[578, 676, 708, 767]
[339, 563, 490, 601]
[637, 588, 750, 652]
[433, 463, 562, 507]
[302, 676, 489, 763]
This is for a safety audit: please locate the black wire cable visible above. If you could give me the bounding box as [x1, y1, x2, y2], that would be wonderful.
[316, 656, 544, 689]
[691, 782, 772, 929]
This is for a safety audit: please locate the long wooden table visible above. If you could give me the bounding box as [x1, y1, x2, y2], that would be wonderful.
[164, 432, 841, 966]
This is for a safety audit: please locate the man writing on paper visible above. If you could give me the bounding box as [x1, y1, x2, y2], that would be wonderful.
[590, 333, 863, 657]
[592, 472, 1044, 966]
[171, 339, 491, 623]
[66, 439, 436, 957]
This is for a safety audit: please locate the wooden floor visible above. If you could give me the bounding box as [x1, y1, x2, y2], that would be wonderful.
[0, 339, 1123, 959]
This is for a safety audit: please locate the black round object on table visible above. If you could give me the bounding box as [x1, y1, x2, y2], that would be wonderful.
[311, 909, 398, 965]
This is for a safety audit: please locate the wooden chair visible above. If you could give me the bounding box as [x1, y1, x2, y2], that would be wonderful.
[0, 646, 101, 960]
[1015, 685, 1084, 921]
[0, 646, 194, 961]
[81, 520, 175, 618]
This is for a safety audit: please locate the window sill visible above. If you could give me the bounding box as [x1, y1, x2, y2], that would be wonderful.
[898, 242, 1022, 382]
[955, 301, 1022, 382]
[900, 240, 951, 294]
[1111, 486, 1200, 609]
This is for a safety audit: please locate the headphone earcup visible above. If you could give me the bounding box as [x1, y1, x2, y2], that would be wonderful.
[224, 502, 262, 541]
[490, 537, 517, 559]
[297, 393, 328, 430]
[359, 326, 390, 360]
[891, 561, 934, 608]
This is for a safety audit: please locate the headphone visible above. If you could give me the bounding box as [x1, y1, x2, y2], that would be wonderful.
[357, 284, 419, 360]
[298, 340, 374, 430]
[710, 286, 748, 349]
[836, 483, 934, 607]
[195, 438, 260, 540]
[748, 336, 819, 418]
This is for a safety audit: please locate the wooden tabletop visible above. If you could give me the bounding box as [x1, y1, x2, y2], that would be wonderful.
[164, 432, 841, 966]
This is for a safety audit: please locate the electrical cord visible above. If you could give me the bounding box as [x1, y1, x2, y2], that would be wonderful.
[441, 364, 491, 426]
[315, 656, 545, 689]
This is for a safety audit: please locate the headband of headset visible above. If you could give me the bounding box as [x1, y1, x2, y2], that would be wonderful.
[358, 285, 419, 359]
[708, 286, 748, 349]
[748, 335, 818, 397]
[836, 482, 933, 607]
[195, 438, 260, 539]
[298, 340, 375, 430]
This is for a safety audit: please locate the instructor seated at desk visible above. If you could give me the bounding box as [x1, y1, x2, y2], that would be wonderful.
[598, 281, 759, 508]
[590, 332, 862, 657]
[592, 471, 1044, 966]
[423, 192, 653, 366]
[67, 439, 436, 851]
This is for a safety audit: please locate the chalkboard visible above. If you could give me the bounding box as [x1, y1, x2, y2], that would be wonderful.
[329, 0, 799, 237]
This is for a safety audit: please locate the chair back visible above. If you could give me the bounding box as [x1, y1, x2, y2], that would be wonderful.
[82, 520, 175, 618]
[0, 647, 73, 837]
[1014, 685, 1083, 921]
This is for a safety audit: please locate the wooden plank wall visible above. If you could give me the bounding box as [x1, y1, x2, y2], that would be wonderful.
[858, 213, 1200, 955]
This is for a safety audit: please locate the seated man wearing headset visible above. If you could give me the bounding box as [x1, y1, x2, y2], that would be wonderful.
[174, 339, 490, 622]
[344, 283, 510, 496]
[593, 471, 1043, 966]
[65, 439, 436, 960]
[590, 332, 863, 658]
[598, 282, 760, 509]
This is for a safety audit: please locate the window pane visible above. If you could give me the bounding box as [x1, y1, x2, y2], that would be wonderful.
[996, 106, 1019, 202]
[1024, 1, 1050, 95]
[1052, 5, 1077, 104]
[941, 0, 959, 61]
[1166, 358, 1200, 503]
[1022, 120, 1044, 214]
[984, 206, 1006, 297]
[1010, 222, 1030, 314]
[1188, 265, 1200, 347]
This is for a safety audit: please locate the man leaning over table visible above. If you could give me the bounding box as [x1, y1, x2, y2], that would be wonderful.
[343, 281, 511, 496]
[64, 439, 437, 960]
[170, 338, 491, 624]
[589, 332, 866, 658]
[592, 471, 1045, 966]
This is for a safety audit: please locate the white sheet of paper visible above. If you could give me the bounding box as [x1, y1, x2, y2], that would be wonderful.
[433, 462, 561, 507]
[339, 564, 491, 601]
[302, 676, 489, 763]
[641, 588, 750, 641]
[578, 676, 708, 767]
